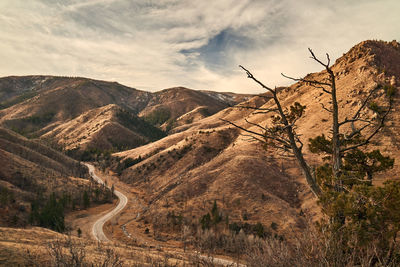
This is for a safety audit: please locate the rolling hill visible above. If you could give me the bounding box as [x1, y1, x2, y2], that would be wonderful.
[139, 87, 252, 130]
[112, 40, 400, 241]
[0, 77, 252, 153]
[0, 127, 90, 226]
[41, 104, 165, 152]
[0, 39, 399, 265]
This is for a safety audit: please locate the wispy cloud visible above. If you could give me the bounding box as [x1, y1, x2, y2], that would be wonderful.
[0, 0, 399, 93]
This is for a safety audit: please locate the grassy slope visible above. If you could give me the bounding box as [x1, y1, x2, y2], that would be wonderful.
[0, 128, 93, 226]
[112, 40, 400, 241]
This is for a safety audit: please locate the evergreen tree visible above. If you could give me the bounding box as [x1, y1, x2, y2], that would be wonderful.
[83, 190, 90, 209]
[200, 213, 211, 230]
[211, 200, 222, 225]
[30, 193, 65, 232]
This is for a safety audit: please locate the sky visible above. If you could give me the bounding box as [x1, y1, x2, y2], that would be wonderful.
[0, 0, 399, 94]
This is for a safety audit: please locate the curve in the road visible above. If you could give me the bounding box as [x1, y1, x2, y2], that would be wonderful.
[85, 163, 128, 242]
[85, 163, 245, 266]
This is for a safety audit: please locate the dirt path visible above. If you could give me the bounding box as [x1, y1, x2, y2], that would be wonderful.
[84, 163, 245, 266]
[84, 163, 128, 242]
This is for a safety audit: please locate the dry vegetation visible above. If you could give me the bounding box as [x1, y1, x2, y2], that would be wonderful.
[107, 40, 400, 261]
[0, 127, 116, 230]
[1, 40, 400, 266]
[139, 87, 251, 131]
[0, 227, 240, 266]
[0, 78, 250, 150]
[42, 104, 165, 152]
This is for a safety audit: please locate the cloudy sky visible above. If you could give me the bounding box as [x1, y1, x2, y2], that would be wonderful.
[0, 0, 399, 93]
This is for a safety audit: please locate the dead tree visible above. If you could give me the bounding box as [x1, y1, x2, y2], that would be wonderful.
[222, 64, 321, 197]
[223, 48, 394, 198]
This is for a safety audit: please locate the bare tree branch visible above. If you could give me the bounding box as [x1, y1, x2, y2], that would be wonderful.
[239, 65, 276, 94]
[237, 105, 278, 112]
[339, 88, 378, 127]
[222, 118, 291, 147]
[308, 48, 330, 68]
[220, 118, 267, 140]
[341, 102, 392, 153]
[281, 73, 332, 87]
[321, 103, 333, 113]
[307, 83, 332, 94]
[241, 134, 265, 143]
[244, 118, 268, 132]
[344, 122, 371, 140]
[252, 110, 280, 115]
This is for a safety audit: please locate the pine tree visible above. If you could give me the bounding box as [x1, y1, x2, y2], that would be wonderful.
[83, 190, 90, 209]
[211, 200, 221, 225]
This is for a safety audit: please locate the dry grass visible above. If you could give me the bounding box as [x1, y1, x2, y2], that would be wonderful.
[0, 226, 232, 266]
[42, 104, 147, 151]
[111, 40, 400, 247]
[1, 40, 400, 265]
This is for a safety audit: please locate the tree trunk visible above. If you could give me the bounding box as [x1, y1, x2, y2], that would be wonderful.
[274, 93, 322, 197]
[329, 69, 342, 192]
[292, 143, 322, 197]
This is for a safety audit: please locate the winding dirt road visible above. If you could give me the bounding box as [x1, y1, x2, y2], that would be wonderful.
[85, 163, 128, 242]
[84, 163, 245, 265]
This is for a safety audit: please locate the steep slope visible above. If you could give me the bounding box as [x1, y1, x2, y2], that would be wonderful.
[42, 104, 165, 152]
[0, 128, 83, 225]
[0, 77, 152, 136]
[0, 77, 252, 150]
[113, 40, 400, 241]
[0, 128, 114, 228]
[272, 40, 400, 180]
[113, 94, 306, 239]
[139, 87, 252, 131]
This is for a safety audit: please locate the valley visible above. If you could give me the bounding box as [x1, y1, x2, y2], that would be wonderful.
[85, 163, 128, 242]
[0, 39, 400, 266]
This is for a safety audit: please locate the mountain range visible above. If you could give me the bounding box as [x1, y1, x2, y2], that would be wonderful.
[0, 39, 399, 265]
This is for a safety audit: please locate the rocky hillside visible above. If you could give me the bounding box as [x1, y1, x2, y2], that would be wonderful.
[113, 40, 400, 240]
[114, 94, 305, 239]
[0, 74, 252, 232]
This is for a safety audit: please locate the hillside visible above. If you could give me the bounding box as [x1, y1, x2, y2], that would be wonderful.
[0, 74, 254, 243]
[0, 77, 251, 153]
[0, 40, 399, 265]
[112, 40, 400, 244]
[0, 127, 95, 226]
[139, 87, 252, 130]
[0, 226, 222, 266]
[0, 77, 151, 137]
[41, 104, 165, 153]
[273, 40, 400, 180]
[113, 95, 306, 241]
[0, 76, 90, 108]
